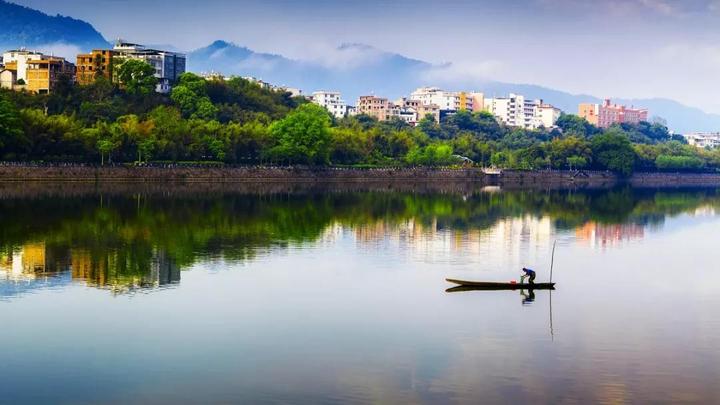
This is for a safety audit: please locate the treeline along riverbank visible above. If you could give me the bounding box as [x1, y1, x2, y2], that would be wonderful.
[1, 164, 720, 188]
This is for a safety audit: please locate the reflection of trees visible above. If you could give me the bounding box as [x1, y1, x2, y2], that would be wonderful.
[0, 187, 718, 293]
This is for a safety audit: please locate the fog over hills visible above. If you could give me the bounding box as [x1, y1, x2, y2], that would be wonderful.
[188, 40, 720, 133]
[1, 0, 718, 133]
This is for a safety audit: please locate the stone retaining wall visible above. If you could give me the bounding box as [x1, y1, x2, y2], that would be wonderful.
[1, 165, 719, 188]
[0, 165, 486, 182]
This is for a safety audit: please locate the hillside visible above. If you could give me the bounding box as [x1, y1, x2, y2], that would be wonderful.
[0, 0, 108, 51]
[188, 41, 720, 133]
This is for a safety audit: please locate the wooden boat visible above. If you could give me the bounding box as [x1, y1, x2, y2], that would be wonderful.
[446, 278, 555, 290]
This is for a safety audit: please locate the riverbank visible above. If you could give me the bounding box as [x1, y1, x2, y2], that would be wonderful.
[0, 165, 719, 188]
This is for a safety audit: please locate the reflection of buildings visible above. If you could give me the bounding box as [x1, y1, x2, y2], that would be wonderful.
[1, 243, 180, 298]
[575, 222, 645, 248]
[0, 242, 71, 280]
[349, 215, 554, 270]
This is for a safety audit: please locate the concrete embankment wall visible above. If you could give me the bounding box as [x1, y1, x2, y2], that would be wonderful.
[0, 166, 487, 183]
[498, 170, 618, 188]
[630, 172, 720, 187]
[1, 166, 719, 189]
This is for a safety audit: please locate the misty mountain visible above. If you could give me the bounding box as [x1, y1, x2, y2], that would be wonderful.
[188, 40, 719, 133]
[188, 40, 433, 103]
[0, 0, 108, 52]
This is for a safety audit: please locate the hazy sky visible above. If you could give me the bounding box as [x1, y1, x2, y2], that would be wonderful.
[12, 0, 720, 113]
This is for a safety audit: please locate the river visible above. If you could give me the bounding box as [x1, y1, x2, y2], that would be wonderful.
[1, 184, 718, 403]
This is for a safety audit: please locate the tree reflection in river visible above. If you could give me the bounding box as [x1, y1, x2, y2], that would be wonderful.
[1, 185, 718, 297]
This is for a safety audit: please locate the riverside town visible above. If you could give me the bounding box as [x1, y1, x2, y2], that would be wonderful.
[1, 40, 720, 174]
[3, 1, 720, 404]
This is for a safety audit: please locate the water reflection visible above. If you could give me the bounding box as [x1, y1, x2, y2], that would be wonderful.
[0, 243, 179, 298]
[1, 186, 719, 299]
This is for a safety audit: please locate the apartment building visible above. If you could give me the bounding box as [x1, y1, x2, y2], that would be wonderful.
[112, 42, 186, 93]
[1, 49, 75, 93]
[395, 98, 440, 124]
[578, 99, 648, 128]
[356, 95, 393, 121]
[26, 57, 75, 93]
[469, 92, 485, 112]
[1, 49, 44, 83]
[682, 133, 720, 149]
[536, 104, 562, 129]
[76, 49, 116, 85]
[312, 91, 347, 118]
[409, 87, 473, 111]
[484, 93, 561, 129]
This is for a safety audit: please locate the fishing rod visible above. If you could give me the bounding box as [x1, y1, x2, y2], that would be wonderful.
[550, 239, 557, 284]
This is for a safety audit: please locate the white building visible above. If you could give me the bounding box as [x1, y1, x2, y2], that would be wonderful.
[1, 49, 45, 83]
[683, 133, 720, 149]
[484, 93, 561, 129]
[410, 87, 473, 111]
[278, 86, 303, 97]
[536, 104, 562, 129]
[113, 42, 186, 93]
[312, 91, 347, 118]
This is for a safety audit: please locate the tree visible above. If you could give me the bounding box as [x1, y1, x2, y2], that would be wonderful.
[405, 144, 458, 166]
[590, 130, 636, 176]
[267, 104, 331, 164]
[417, 114, 443, 138]
[545, 136, 592, 169]
[114, 59, 158, 96]
[655, 155, 704, 171]
[555, 114, 598, 138]
[0, 94, 23, 151]
[171, 73, 218, 120]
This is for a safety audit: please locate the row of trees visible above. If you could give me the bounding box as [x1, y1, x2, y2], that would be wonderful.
[1, 68, 719, 174]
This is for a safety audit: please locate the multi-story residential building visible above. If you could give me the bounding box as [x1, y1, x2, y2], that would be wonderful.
[26, 57, 75, 93]
[2, 49, 44, 83]
[1, 49, 74, 93]
[75, 42, 186, 92]
[397, 107, 418, 124]
[312, 91, 347, 118]
[356, 95, 393, 121]
[536, 104, 562, 129]
[112, 42, 186, 93]
[76, 49, 116, 85]
[682, 132, 720, 149]
[578, 99, 648, 128]
[470, 92, 486, 112]
[484, 93, 561, 129]
[395, 98, 440, 123]
[410, 87, 473, 111]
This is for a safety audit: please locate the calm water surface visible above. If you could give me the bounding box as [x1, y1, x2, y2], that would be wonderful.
[1, 184, 719, 404]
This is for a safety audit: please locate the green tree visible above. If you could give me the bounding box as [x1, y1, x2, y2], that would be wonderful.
[555, 114, 598, 138]
[171, 73, 218, 120]
[267, 104, 331, 164]
[590, 130, 636, 176]
[0, 94, 23, 151]
[115, 59, 158, 96]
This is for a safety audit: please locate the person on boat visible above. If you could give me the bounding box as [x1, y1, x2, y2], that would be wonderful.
[520, 267, 536, 285]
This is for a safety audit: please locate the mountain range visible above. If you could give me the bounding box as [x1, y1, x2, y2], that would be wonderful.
[0, 0, 108, 51]
[1, 0, 719, 133]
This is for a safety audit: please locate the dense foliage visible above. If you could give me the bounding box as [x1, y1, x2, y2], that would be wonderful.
[1, 70, 719, 173]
